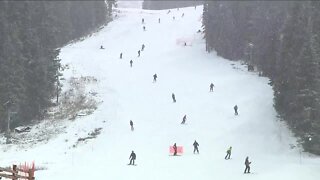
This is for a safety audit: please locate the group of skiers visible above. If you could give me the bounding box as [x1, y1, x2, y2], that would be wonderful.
[118, 43, 146, 68]
[126, 8, 251, 173]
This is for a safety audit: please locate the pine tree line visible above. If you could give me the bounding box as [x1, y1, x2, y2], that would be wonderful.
[202, 1, 320, 154]
[0, 1, 114, 131]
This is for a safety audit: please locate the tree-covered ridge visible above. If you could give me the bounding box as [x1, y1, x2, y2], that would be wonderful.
[0, 1, 114, 131]
[202, 1, 320, 154]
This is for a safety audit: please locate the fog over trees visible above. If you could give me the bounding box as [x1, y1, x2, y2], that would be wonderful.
[0, 1, 114, 131]
[202, 1, 320, 154]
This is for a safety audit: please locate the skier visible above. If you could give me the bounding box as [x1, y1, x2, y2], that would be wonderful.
[130, 60, 133, 67]
[210, 83, 214, 92]
[234, 105, 238, 115]
[129, 151, 136, 165]
[130, 120, 134, 131]
[193, 140, 199, 154]
[172, 93, 176, 103]
[197, 29, 201, 33]
[153, 74, 157, 82]
[120, 52, 123, 59]
[138, 50, 141, 57]
[181, 115, 186, 124]
[158, 18, 161, 23]
[141, 44, 145, 51]
[244, 156, 251, 173]
[100, 45, 104, 49]
[225, 146, 232, 160]
[143, 26, 146, 31]
[167, 10, 171, 14]
[142, 18, 144, 24]
[181, 13, 184, 17]
[173, 16, 175, 20]
[173, 143, 177, 156]
[184, 42, 187, 46]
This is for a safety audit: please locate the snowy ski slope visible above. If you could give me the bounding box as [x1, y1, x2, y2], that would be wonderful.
[1, 2, 320, 180]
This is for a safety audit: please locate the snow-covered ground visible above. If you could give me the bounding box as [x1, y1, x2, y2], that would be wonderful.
[1, 1, 320, 180]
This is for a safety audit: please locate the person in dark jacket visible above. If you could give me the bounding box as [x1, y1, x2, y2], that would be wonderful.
[130, 60, 133, 67]
[210, 83, 214, 92]
[172, 93, 176, 103]
[173, 143, 177, 156]
[225, 146, 232, 160]
[193, 140, 199, 154]
[141, 44, 145, 51]
[153, 74, 157, 82]
[181, 115, 186, 124]
[100, 45, 104, 49]
[244, 156, 251, 173]
[234, 105, 238, 115]
[130, 120, 134, 131]
[143, 26, 146, 31]
[120, 52, 123, 59]
[142, 18, 144, 24]
[138, 50, 141, 57]
[129, 151, 136, 165]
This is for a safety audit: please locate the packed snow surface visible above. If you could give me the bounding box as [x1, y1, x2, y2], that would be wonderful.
[1, 2, 320, 180]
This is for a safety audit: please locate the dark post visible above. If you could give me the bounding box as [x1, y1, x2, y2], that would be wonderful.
[28, 169, 35, 180]
[12, 164, 17, 180]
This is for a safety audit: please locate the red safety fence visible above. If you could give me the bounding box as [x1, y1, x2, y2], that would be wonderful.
[169, 146, 184, 154]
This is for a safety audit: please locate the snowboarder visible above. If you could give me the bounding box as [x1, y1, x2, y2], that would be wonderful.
[141, 44, 145, 51]
[100, 45, 104, 49]
[193, 140, 199, 154]
[138, 50, 141, 57]
[143, 26, 146, 31]
[173, 143, 177, 156]
[172, 93, 176, 103]
[130, 120, 134, 131]
[181, 13, 184, 17]
[210, 83, 214, 92]
[158, 18, 161, 23]
[153, 74, 157, 82]
[129, 151, 136, 165]
[142, 18, 144, 24]
[225, 146, 232, 160]
[130, 60, 133, 67]
[244, 156, 251, 173]
[234, 105, 238, 115]
[181, 115, 186, 124]
[120, 52, 123, 59]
